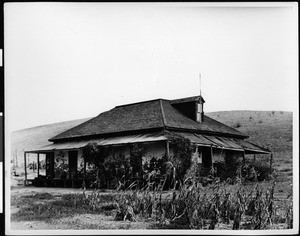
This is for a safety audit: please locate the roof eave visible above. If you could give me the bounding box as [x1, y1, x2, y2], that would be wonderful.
[164, 126, 249, 139]
[49, 127, 166, 143]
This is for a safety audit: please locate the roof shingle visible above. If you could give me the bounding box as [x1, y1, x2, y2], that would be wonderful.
[50, 97, 248, 142]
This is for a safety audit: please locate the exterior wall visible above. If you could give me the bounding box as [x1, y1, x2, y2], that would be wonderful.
[109, 141, 167, 164]
[50, 144, 244, 180]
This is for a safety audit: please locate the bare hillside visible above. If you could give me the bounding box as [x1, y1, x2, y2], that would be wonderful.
[207, 110, 293, 181]
[11, 118, 90, 164]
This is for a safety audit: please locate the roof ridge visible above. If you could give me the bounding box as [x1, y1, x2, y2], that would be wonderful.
[159, 100, 167, 127]
[115, 98, 170, 108]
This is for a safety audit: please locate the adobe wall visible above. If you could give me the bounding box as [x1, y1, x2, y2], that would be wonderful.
[51, 141, 169, 174]
[110, 141, 168, 164]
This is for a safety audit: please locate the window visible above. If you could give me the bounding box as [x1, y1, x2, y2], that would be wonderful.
[196, 102, 202, 122]
[197, 147, 202, 163]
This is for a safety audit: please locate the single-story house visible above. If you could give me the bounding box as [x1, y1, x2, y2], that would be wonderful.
[24, 95, 271, 187]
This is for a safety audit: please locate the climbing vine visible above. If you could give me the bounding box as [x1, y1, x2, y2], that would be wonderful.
[82, 142, 111, 188]
[129, 143, 148, 179]
[168, 134, 195, 184]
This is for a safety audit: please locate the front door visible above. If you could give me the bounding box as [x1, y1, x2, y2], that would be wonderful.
[68, 150, 78, 179]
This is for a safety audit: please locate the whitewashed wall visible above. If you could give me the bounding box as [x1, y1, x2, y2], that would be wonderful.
[108, 141, 167, 164]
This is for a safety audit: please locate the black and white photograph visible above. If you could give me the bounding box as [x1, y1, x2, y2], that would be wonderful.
[4, 2, 298, 234]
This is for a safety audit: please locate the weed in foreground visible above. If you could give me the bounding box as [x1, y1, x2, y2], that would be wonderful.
[11, 178, 293, 230]
[108, 178, 293, 230]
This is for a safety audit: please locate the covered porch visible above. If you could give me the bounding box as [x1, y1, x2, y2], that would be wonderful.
[178, 132, 272, 177]
[23, 149, 90, 188]
[23, 132, 272, 187]
[23, 133, 168, 187]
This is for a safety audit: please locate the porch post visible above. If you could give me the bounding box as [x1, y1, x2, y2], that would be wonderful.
[243, 150, 246, 164]
[166, 140, 170, 160]
[24, 152, 27, 185]
[253, 154, 256, 162]
[37, 153, 40, 177]
[210, 146, 213, 168]
[84, 157, 86, 178]
[270, 153, 273, 169]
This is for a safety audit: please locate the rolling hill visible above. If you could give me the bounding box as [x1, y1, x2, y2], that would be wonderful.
[10, 111, 293, 180]
[208, 111, 293, 181]
[11, 118, 90, 164]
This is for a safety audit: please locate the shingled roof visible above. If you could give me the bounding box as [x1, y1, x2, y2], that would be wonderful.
[50, 96, 248, 142]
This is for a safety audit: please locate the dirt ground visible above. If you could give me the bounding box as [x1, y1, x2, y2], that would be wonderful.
[8, 176, 293, 231]
[9, 183, 154, 231]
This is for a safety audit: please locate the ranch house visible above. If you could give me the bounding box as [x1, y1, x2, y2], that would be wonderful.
[24, 95, 271, 187]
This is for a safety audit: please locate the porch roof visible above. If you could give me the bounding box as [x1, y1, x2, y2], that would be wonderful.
[27, 132, 270, 155]
[177, 133, 271, 154]
[26, 133, 167, 153]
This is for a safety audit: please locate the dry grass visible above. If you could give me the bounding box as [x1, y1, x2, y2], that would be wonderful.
[207, 111, 293, 182]
[10, 178, 293, 230]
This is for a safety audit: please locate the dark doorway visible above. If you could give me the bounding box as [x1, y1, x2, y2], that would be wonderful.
[68, 150, 78, 179]
[202, 146, 212, 169]
[46, 152, 54, 179]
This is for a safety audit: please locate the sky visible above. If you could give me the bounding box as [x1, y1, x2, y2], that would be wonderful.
[4, 2, 298, 131]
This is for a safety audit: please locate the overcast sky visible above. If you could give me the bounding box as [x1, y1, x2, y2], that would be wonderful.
[4, 2, 298, 131]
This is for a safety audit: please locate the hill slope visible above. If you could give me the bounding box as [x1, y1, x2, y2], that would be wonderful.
[11, 118, 91, 163]
[208, 110, 293, 180]
[10, 111, 293, 180]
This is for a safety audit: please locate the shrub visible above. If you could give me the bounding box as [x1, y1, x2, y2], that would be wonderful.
[238, 162, 273, 182]
[82, 142, 110, 167]
[104, 154, 130, 182]
[224, 152, 242, 179]
[251, 162, 273, 181]
[129, 143, 148, 179]
[212, 152, 243, 182]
